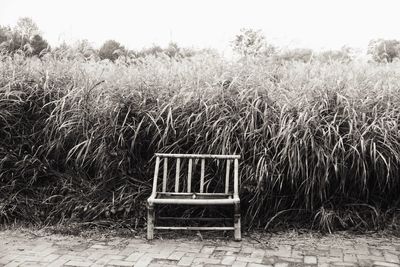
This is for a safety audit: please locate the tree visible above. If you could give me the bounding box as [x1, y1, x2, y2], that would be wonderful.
[0, 26, 10, 44]
[0, 18, 49, 56]
[318, 46, 353, 63]
[164, 42, 180, 58]
[276, 48, 314, 62]
[29, 34, 49, 56]
[74, 39, 98, 60]
[232, 28, 275, 57]
[98, 40, 126, 61]
[14, 17, 40, 40]
[368, 39, 400, 63]
[135, 45, 163, 58]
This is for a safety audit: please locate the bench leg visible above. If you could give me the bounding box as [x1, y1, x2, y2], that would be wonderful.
[234, 203, 241, 241]
[147, 204, 155, 240]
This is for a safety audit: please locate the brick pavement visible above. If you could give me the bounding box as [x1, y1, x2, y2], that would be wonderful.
[1, 229, 400, 266]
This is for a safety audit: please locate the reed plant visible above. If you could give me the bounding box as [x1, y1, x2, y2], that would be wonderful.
[1, 51, 400, 232]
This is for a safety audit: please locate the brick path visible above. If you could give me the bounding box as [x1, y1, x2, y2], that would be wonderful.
[1, 229, 400, 266]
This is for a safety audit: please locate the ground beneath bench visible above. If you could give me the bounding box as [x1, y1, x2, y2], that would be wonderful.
[1, 228, 400, 267]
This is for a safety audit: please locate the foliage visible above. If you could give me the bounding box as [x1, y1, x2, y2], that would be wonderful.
[0, 17, 49, 56]
[73, 39, 99, 60]
[2, 52, 400, 232]
[133, 42, 198, 59]
[232, 28, 275, 57]
[0, 26, 9, 44]
[14, 17, 40, 38]
[275, 48, 314, 62]
[318, 46, 353, 63]
[368, 39, 400, 63]
[98, 40, 126, 61]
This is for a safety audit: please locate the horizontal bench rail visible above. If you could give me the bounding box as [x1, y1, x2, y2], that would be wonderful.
[154, 226, 235, 231]
[149, 198, 239, 205]
[158, 217, 232, 222]
[155, 153, 240, 159]
[157, 193, 233, 196]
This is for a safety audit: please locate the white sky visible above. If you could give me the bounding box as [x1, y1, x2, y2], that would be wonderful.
[1, 0, 400, 54]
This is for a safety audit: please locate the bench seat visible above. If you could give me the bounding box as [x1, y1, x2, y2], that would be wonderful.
[148, 192, 240, 205]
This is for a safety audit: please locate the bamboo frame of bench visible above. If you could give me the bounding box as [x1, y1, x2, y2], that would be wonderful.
[147, 153, 241, 241]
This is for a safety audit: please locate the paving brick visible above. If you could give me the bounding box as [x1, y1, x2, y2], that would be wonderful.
[192, 257, 221, 264]
[168, 251, 186, 260]
[125, 252, 145, 261]
[291, 249, 303, 259]
[5, 259, 29, 267]
[91, 244, 110, 249]
[0, 255, 19, 265]
[247, 263, 273, 267]
[19, 262, 45, 267]
[87, 251, 106, 260]
[107, 259, 135, 266]
[381, 246, 397, 252]
[221, 255, 236, 265]
[352, 246, 370, 255]
[177, 256, 194, 266]
[241, 246, 255, 254]
[371, 249, 384, 257]
[278, 256, 302, 263]
[385, 252, 400, 263]
[231, 261, 248, 267]
[251, 249, 265, 258]
[175, 246, 201, 253]
[372, 261, 400, 267]
[135, 255, 154, 267]
[330, 248, 343, 256]
[47, 255, 76, 267]
[64, 260, 92, 266]
[304, 255, 318, 264]
[227, 242, 242, 248]
[184, 252, 211, 258]
[118, 247, 137, 256]
[215, 246, 241, 252]
[236, 256, 263, 263]
[201, 246, 216, 254]
[358, 254, 386, 262]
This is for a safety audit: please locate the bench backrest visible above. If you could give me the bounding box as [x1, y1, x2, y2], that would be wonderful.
[151, 153, 240, 198]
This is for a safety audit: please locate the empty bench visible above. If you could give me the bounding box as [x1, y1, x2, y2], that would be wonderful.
[147, 153, 241, 241]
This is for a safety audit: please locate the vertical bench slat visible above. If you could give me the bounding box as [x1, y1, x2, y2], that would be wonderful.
[175, 158, 181, 193]
[162, 158, 168, 192]
[233, 159, 239, 198]
[200, 158, 205, 193]
[225, 159, 230, 194]
[152, 156, 160, 196]
[187, 158, 192, 192]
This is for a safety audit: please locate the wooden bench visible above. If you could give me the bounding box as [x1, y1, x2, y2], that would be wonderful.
[147, 153, 241, 241]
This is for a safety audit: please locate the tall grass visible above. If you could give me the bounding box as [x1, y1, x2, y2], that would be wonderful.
[2, 51, 400, 232]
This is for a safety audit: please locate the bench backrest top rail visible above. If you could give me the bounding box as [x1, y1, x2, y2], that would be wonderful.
[155, 153, 240, 159]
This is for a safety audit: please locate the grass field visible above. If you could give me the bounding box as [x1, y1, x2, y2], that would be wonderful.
[1, 51, 400, 232]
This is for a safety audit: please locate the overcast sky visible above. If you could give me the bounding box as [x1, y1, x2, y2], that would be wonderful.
[1, 0, 399, 54]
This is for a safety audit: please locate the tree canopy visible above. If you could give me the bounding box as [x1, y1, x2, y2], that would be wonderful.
[0, 17, 49, 56]
[232, 28, 275, 57]
[368, 39, 400, 63]
[98, 40, 126, 61]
